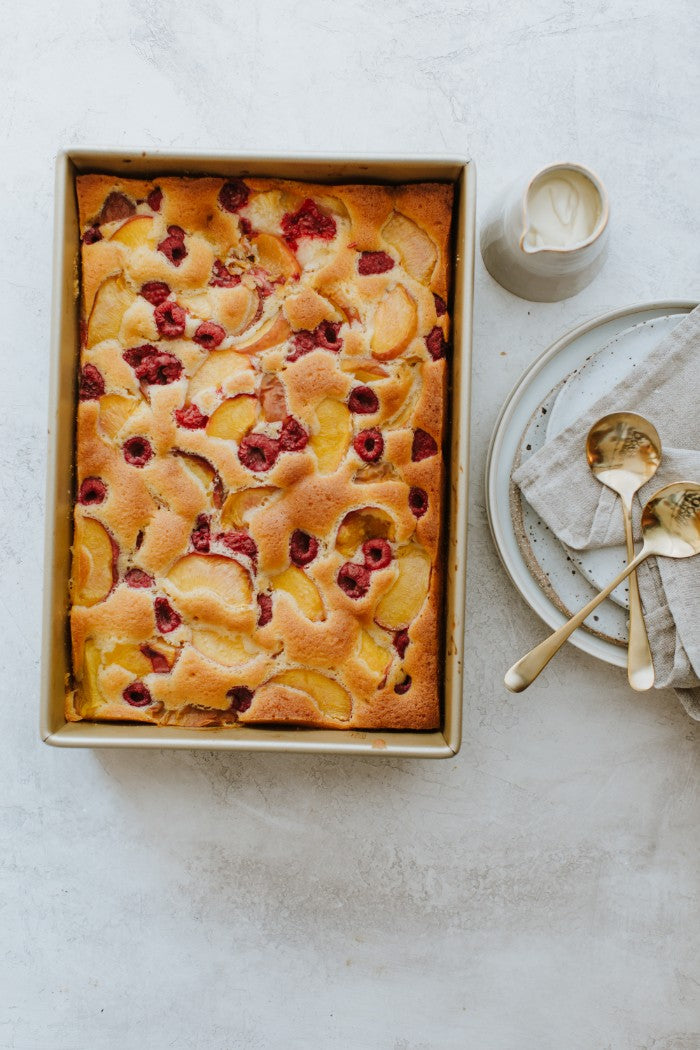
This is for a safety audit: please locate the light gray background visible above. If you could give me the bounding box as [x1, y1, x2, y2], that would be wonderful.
[1, 2, 699, 1048]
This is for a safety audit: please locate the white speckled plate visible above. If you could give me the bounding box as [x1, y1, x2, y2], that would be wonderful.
[486, 301, 697, 668]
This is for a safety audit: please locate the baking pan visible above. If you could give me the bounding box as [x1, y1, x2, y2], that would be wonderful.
[41, 148, 475, 757]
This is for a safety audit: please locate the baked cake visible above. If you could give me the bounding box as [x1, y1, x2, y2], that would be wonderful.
[69, 173, 453, 729]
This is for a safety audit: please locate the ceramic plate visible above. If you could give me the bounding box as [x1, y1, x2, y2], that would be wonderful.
[486, 301, 696, 668]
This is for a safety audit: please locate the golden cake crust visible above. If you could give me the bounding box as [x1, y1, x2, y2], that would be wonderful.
[69, 173, 453, 730]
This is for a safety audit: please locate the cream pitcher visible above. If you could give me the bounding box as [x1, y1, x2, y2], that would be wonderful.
[480, 162, 610, 301]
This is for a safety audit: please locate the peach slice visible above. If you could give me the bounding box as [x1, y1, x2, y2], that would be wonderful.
[99, 394, 138, 440]
[81, 640, 103, 710]
[354, 462, 399, 484]
[254, 233, 300, 280]
[259, 374, 288, 421]
[109, 215, 155, 250]
[311, 399, 352, 474]
[382, 212, 437, 284]
[336, 507, 395, 557]
[106, 642, 153, 678]
[273, 566, 324, 621]
[271, 669, 351, 721]
[235, 312, 291, 355]
[341, 359, 390, 383]
[191, 629, 255, 666]
[167, 554, 252, 606]
[358, 631, 391, 677]
[175, 452, 217, 493]
[187, 348, 254, 403]
[220, 486, 278, 529]
[86, 275, 133, 348]
[73, 517, 116, 606]
[375, 544, 431, 631]
[371, 285, 417, 361]
[206, 395, 257, 442]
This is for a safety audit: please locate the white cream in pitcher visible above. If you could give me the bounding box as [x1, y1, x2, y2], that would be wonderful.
[522, 167, 602, 251]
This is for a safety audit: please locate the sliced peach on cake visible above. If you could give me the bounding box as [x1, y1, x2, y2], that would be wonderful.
[220, 486, 278, 529]
[272, 566, 324, 621]
[109, 215, 155, 250]
[175, 452, 218, 495]
[254, 233, 300, 280]
[73, 517, 116, 606]
[86, 276, 133, 348]
[370, 285, 418, 361]
[80, 640, 104, 711]
[187, 348, 254, 403]
[311, 399, 351, 474]
[271, 669, 351, 721]
[235, 312, 291, 355]
[191, 629, 255, 666]
[375, 544, 431, 631]
[336, 507, 395, 558]
[358, 631, 392, 678]
[382, 212, 437, 284]
[98, 394, 138, 440]
[166, 553, 252, 606]
[206, 395, 257, 442]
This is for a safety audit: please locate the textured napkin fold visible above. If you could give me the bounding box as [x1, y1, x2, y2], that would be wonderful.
[513, 307, 700, 719]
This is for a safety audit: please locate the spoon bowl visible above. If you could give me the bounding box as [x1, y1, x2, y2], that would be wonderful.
[504, 482, 700, 693]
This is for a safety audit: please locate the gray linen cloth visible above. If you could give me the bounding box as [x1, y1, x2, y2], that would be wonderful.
[513, 307, 700, 719]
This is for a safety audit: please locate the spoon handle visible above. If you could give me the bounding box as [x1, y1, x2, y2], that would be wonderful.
[505, 548, 649, 693]
[621, 496, 655, 691]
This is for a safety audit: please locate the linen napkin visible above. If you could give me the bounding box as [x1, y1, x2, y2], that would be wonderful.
[513, 307, 700, 719]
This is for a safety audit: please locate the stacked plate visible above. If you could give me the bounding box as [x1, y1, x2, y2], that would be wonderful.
[486, 301, 697, 670]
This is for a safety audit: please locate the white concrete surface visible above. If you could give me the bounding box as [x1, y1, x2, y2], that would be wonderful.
[1, 1, 699, 1047]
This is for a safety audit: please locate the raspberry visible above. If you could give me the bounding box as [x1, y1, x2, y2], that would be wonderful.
[348, 386, 379, 415]
[425, 325, 447, 361]
[218, 180, 250, 213]
[314, 320, 342, 350]
[362, 538, 392, 570]
[79, 364, 105, 400]
[227, 685, 254, 712]
[82, 225, 102, 244]
[279, 416, 309, 452]
[154, 300, 186, 338]
[174, 404, 209, 429]
[408, 486, 428, 518]
[125, 568, 153, 588]
[358, 251, 394, 275]
[393, 629, 409, 658]
[248, 266, 276, 298]
[140, 281, 171, 306]
[281, 198, 337, 250]
[288, 329, 316, 362]
[218, 531, 258, 568]
[78, 477, 107, 505]
[147, 187, 163, 212]
[194, 321, 226, 349]
[100, 191, 135, 224]
[238, 433, 280, 472]
[411, 429, 438, 461]
[191, 514, 211, 553]
[257, 593, 273, 627]
[394, 674, 412, 695]
[155, 596, 181, 634]
[158, 226, 187, 266]
[353, 428, 383, 463]
[140, 645, 169, 673]
[239, 217, 253, 236]
[209, 260, 241, 287]
[337, 562, 371, 599]
[123, 436, 153, 467]
[290, 530, 318, 566]
[433, 293, 447, 317]
[123, 344, 183, 385]
[123, 681, 152, 707]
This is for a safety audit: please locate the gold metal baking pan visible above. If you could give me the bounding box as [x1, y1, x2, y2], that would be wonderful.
[41, 149, 475, 757]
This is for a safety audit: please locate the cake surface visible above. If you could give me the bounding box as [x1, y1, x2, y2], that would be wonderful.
[69, 173, 453, 729]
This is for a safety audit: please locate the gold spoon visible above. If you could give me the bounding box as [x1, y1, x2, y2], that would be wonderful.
[586, 412, 661, 691]
[505, 482, 700, 693]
